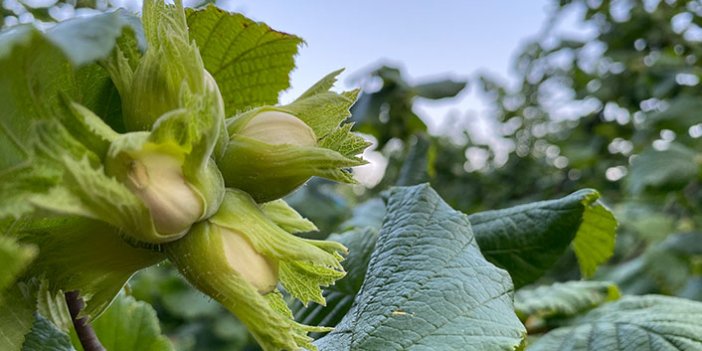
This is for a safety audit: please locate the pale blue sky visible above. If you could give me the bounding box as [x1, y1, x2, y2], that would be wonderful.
[216, 0, 559, 133]
[220, 1, 552, 85]
[106, 1, 579, 136]
[210, 1, 582, 184]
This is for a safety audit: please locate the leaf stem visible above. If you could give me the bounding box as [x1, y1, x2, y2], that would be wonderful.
[65, 291, 106, 351]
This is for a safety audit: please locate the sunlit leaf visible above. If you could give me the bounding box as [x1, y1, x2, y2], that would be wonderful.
[186, 5, 303, 115]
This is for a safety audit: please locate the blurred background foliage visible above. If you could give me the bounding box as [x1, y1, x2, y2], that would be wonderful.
[5, 0, 702, 349]
[1, 0, 211, 27]
[2, 0, 117, 26]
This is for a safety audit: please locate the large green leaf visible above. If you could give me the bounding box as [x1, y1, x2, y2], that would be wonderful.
[186, 5, 303, 115]
[627, 143, 700, 195]
[88, 294, 173, 351]
[515, 281, 620, 320]
[314, 184, 525, 351]
[469, 189, 617, 288]
[528, 295, 702, 350]
[297, 189, 617, 330]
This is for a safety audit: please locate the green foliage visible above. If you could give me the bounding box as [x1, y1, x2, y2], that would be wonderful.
[627, 143, 701, 195]
[600, 232, 702, 297]
[285, 179, 354, 235]
[413, 79, 467, 100]
[0, 14, 129, 219]
[88, 294, 173, 351]
[0, 237, 36, 297]
[129, 264, 257, 351]
[528, 295, 702, 350]
[351, 66, 466, 148]
[186, 5, 303, 115]
[11, 218, 163, 319]
[292, 189, 618, 334]
[164, 188, 342, 351]
[395, 133, 434, 186]
[315, 185, 526, 351]
[0, 1, 365, 350]
[0, 13, 192, 246]
[292, 228, 378, 333]
[290, 1, 702, 349]
[298, 1, 702, 350]
[220, 71, 368, 202]
[471, 189, 616, 287]
[515, 281, 620, 321]
[571, 191, 619, 278]
[0, 287, 36, 349]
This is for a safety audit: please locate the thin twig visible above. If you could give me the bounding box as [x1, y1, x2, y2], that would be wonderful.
[65, 291, 106, 351]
